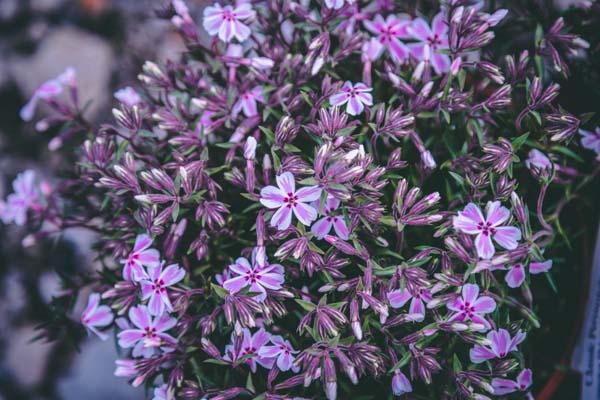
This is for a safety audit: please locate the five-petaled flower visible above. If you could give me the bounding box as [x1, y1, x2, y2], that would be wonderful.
[469, 328, 526, 363]
[140, 263, 186, 315]
[453, 201, 521, 260]
[223, 328, 275, 372]
[202, 3, 255, 43]
[447, 283, 496, 330]
[232, 86, 264, 117]
[114, 86, 142, 107]
[408, 13, 450, 74]
[152, 384, 174, 400]
[580, 127, 600, 156]
[387, 287, 432, 322]
[505, 260, 553, 288]
[117, 305, 177, 355]
[20, 67, 76, 121]
[223, 247, 284, 302]
[258, 335, 299, 371]
[81, 292, 114, 340]
[363, 14, 411, 63]
[0, 170, 43, 226]
[492, 369, 533, 396]
[260, 172, 321, 230]
[120, 234, 161, 282]
[391, 370, 413, 396]
[329, 81, 373, 116]
[311, 194, 350, 240]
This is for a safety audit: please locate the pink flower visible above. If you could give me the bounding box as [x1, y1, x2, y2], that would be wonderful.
[114, 86, 142, 107]
[492, 369, 533, 395]
[311, 194, 350, 240]
[118, 305, 177, 354]
[505, 260, 553, 288]
[153, 384, 174, 400]
[232, 86, 264, 117]
[525, 149, 552, 171]
[325, 0, 351, 9]
[223, 328, 275, 372]
[0, 170, 42, 226]
[453, 201, 521, 259]
[387, 287, 432, 322]
[391, 370, 412, 396]
[140, 263, 186, 315]
[223, 247, 284, 302]
[258, 335, 299, 371]
[469, 328, 526, 363]
[580, 127, 600, 155]
[81, 292, 114, 340]
[20, 67, 76, 121]
[259, 172, 321, 230]
[447, 283, 496, 330]
[329, 81, 373, 116]
[202, 3, 255, 43]
[407, 13, 450, 74]
[363, 14, 411, 63]
[120, 234, 161, 282]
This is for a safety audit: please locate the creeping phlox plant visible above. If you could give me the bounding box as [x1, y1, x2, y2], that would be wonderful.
[2, 0, 599, 399]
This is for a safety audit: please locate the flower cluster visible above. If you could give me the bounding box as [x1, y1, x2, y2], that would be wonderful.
[4, 0, 599, 399]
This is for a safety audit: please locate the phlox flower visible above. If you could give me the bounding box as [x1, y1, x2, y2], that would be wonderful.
[580, 127, 600, 155]
[387, 287, 432, 322]
[140, 263, 186, 316]
[407, 13, 450, 74]
[363, 14, 411, 63]
[525, 149, 552, 171]
[114, 86, 142, 107]
[202, 3, 255, 43]
[232, 86, 264, 117]
[447, 283, 496, 330]
[325, 0, 353, 10]
[81, 292, 114, 340]
[492, 369, 533, 396]
[20, 67, 76, 121]
[453, 201, 521, 260]
[329, 81, 373, 116]
[223, 328, 275, 372]
[117, 305, 177, 355]
[0, 170, 42, 226]
[258, 335, 299, 371]
[260, 172, 321, 230]
[120, 234, 161, 281]
[505, 260, 552, 288]
[223, 246, 284, 302]
[153, 384, 174, 400]
[469, 328, 526, 363]
[311, 194, 350, 240]
[392, 370, 412, 396]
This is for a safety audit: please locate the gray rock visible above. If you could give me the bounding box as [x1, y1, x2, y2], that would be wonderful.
[3, 325, 55, 388]
[0, 0, 19, 22]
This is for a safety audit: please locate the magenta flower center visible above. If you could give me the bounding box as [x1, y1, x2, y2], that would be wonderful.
[144, 327, 157, 338]
[152, 278, 167, 294]
[283, 192, 299, 208]
[459, 301, 476, 317]
[477, 221, 496, 236]
[221, 10, 236, 22]
[427, 34, 443, 49]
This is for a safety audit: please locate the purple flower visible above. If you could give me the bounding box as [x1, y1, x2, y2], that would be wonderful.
[453, 202, 521, 259]
[392, 370, 413, 396]
[140, 263, 185, 316]
[329, 81, 373, 116]
[525, 149, 552, 171]
[223, 247, 284, 302]
[259, 172, 321, 230]
[469, 328, 526, 363]
[153, 384, 174, 400]
[81, 292, 114, 340]
[202, 3, 255, 43]
[223, 328, 275, 372]
[407, 13, 450, 74]
[447, 283, 496, 330]
[363, 15, 411, 63]
[0, 170, 42, 226]
[311, 194, 350, 240]
[20, 67, 76, 121]
[505, 260, 553, 288]
[117, 305, 177, 354]
[492, 369, 533, 395]
[114, 86, 142, 107]
[387, 287, 432, 322]
[232, 86, 264, 117]
[580, 127, 600, 155]
[325, 0, 349, 10]
[258, 335, 299, 371]
[120, 234, 161, 282]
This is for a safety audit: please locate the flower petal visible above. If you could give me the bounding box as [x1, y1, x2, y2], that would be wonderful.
[493, 226, 521, 250]
[276, 172, 295, 194]
[260, 185, 286, 208]
[311, 217, 333, 239]
[296, 186, 322, 202]
[505, 264, 525, 288]
[271, 205, 293, 230]
[293, 202, 318, 226]
[486, 201, 510, 226]
[475, 232, 495, 259]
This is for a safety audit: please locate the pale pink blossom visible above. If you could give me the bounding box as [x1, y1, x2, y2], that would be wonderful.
[258, 335, 299, 371]
[392, 370, 412, 396]
[363, 14, 411, 63]
[260, 172, 321, 230]
[329, 81, 373, 116]
[153, 384, 174, 400]
[81, 292, 114, 340]
[492, 369, 533, 395]
[453, 202, 521, 259]
[20, 67, 76, 121]
[580, 127, 600, 155]
[223, 247, 284, 302]
[407, 13, 451, 74]
[120, 234, 161, 281]
[525, 149, 552, 171]
[232, 86, 264, 117]
[505, 260, 553, 288]
[447, 283, 496, 330]
[117, 305, 177, 353]
[469, 328, 526, 363]
[223, 328, 275, 372]
[0, 170, 42, 226]
[202, 3, 255, 43]
[114, 86, 142, 107]
[311, 194, 350, 240]
[387, 287, 432, 322]
[140, 263, 186, 315]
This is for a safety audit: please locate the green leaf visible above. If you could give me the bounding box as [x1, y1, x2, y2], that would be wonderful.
[295, 298, 317, 312]
[511, 132, 530, 151]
